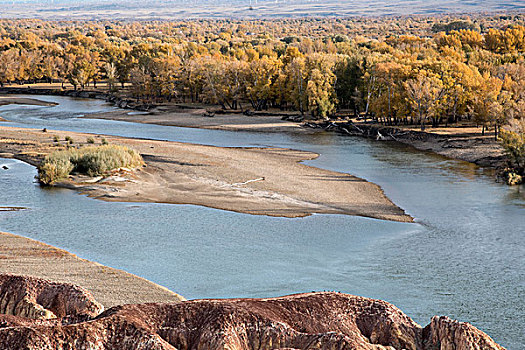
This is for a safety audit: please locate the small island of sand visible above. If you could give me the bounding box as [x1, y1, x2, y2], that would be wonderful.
[0, 126, 412, 222]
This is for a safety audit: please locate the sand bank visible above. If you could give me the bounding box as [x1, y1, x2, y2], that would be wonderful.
[0, 126, 412, 222]
[87, 109, 506, 173]
[88, 108, 310, 133]
[0, 231, 185, 308]
[0, 96, 57, 107]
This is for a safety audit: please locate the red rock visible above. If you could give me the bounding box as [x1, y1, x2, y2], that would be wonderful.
[0, 291, 506, 350]
[0, 274, 103, 320]
[423, 316, 505, 350]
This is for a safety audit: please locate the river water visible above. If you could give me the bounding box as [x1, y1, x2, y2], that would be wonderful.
[0, 96, 523, 348]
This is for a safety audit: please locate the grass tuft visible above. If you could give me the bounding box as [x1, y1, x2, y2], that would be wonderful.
[38, 144, 144, 185]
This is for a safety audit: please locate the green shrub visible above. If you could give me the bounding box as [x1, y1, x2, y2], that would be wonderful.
[101, 138, 108, 145]
[65, 136, 74, 144]
[53, 135, 59, 143]
[38, 145, 144, 185]
[38, 153, 74, 185]
[87, 137, 95, 144]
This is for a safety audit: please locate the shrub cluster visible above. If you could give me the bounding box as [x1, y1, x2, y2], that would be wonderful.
[38, 145, 144, 184]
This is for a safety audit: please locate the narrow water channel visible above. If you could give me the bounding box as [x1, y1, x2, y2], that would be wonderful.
[0, 96, 523, 348]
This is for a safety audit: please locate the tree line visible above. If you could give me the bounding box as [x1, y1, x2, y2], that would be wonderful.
[0, 16, 524, 132]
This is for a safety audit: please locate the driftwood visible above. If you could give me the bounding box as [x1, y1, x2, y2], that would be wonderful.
[323, 122, 338, 130]
[376, 131, 387, 141]
[301, 120, 420, 143]
[347, 122, 364, 134]
[339, 127, 351, 135]
[387, 131, 410, 142]
[303, 122, 318, 128]
[282, 115, 304, 122]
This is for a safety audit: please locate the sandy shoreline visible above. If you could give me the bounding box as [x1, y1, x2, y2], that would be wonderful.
[0, 96, 57, 107]
[0, 231, 185, 308]
[88, 108, 311, 133]
[88, 107, 507, 170]
[0, 126, 412, 222]
[398, 127, 505, 168]
[0, 92, 506, 167]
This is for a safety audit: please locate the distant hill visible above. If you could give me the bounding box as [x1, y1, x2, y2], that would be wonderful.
[1, 0, 523, 19]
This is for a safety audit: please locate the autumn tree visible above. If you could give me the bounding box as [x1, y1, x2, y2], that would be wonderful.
[244, 56, 281, 111]
[0, 49, 18, 86]
[305, 54, 337, 119]
[470, 73, 503, 136]
[404, 71, 445, 129]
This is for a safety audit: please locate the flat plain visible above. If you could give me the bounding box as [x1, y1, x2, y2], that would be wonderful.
[1, 0, 523, 20]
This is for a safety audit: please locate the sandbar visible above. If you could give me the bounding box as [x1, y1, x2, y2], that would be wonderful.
[0, 126, 412, 222]
[88, 108, 310, 133]
[0, 96, 57, 107]
[0, 231, 185, 308]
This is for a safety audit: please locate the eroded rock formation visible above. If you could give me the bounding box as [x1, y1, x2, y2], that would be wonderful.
[0, 274, 103, 320]
[423, 316, 505, 350]
[0, 288, 505, 350]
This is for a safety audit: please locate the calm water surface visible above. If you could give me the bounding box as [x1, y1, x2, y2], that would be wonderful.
[0, 96, 523, 348]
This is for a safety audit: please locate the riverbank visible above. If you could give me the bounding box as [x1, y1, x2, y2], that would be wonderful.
[88, 108, 309, 133]
[0, 287, 506, 350]
[0, 96, 58, 122]
[0, 89, 508, 168]
[306, 121, 506, 169]
[0, 125, 412, 222]
[0, 96, 58, 107]
[0, 231, 184, 308]
[0, 87, 311, 133]
[87, 102, 507, 169]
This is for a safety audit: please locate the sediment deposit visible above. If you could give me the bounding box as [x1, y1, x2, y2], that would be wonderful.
[0, 125, 412, 222]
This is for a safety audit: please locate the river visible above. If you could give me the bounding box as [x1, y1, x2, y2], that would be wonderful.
[0, 95, 523, 348]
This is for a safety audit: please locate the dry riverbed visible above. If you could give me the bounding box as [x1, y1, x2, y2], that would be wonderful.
[0, 126, 411, 222]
